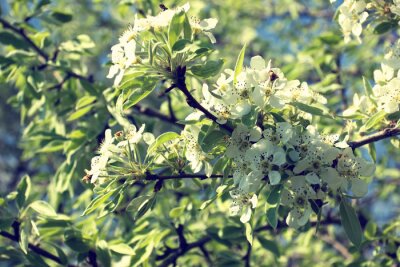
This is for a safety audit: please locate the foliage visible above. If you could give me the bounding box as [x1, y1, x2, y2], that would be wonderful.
[0, 0, 399, 266]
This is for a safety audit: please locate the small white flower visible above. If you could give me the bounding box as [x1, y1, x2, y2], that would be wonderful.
[225, 124, 262, 160]
[117, 124, 145, 148]
[229, 189, 258, 223]
[337, 0, 368, 43]
[190, 17, 218, 43]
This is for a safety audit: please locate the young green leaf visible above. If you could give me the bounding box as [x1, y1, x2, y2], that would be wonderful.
[29, 200, 57, 217]
[266, 185, 282, 229]
[168, 11, 186, 48]
[109, 243, 136, 255]
[191, 59, 224, 78]
[16, 175, 31, 209]
[234, 43, 246, 83]
[340, 200, 363, 248]
[147, 132, 179, 155]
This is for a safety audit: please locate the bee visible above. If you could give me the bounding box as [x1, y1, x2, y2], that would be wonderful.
[269, 70, 279, 82]
[159, 4, 168, 11]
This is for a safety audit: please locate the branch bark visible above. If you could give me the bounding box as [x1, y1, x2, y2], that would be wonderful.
[0, 230, 71, 266]
[349, 127, 400, 149]
[145, 173, 228, 181]
[174, 66, 234, 133]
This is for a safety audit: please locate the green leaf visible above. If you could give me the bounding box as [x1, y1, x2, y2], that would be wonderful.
[83, 189, 118, 216]
[51, 11, 73, 23]
[362, 76, 374, 98]
[365, 221, 377, 240]
[387, 111, 400, 121]
[169, 206, 185, 218]
[29, 200, 57, 217]
[109, 243, 136, 255]
[183, 14, 192, 40]
[126, 195, 152, 213]
[19, 222, 29, 254]
[340, 200, 363, 248]
[200, 130, 226, 152]
[64, 229, 91, 252]
[96, 240, 111, 267]
[147, 132, 179, 155]
[76, 95, 97, 109]
[234, 43, 246, 83]
[319, 32, 341, 45]
[266, 185, 281, 229]
[16, 175, 31, 209]
[122, 77, 157, 109]
[292, 101, 330, 117]
[172, 39, 191, 52]
[245, 223, 253, 245]
[361, 110, 386, 132]
[368, 143, 376, 162]
[54, 245, 69, 265]
[373, 21, 395, 34]
[0, 31, 30, 50]
[37, 140, 64, 153]
[67, 105, 93, 121]
[257, 236, 280, 257]
[168, 10, 185, 48]
[191, 59, 224, 78]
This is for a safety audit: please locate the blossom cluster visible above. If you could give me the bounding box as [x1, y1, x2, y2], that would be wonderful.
[336, 0, 368, 44]
[224, 122, 374, 226]
[107, 3, 217, 86]
[201, 56, 326, 123]
[94, 4, 379, 229]
[373, 40, 400, 113]
[84, 124, 153, 185]
[182, 56, 375, 227]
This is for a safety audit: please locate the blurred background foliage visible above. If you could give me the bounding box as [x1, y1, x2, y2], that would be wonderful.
[0, 0, 399, 266]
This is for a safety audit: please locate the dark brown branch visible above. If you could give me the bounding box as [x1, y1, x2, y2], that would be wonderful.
[243, 242, 252, 267]
[46, 74, 71, 91]
[174, 66, 234, 134]
[157, 216, 341, 265]
[166, 95, 177, 122]
[145, 173, 228, 181]
[349, 127, 400, 149]
[158, 236, 212, 267]
[0, 17, 48, 61]
[0, 17, 93, 83]
[0, 230, 67, 266]
[335, 54, 348, 110]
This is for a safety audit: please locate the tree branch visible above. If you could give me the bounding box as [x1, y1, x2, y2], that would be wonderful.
[349, 127, 400, 149]
[0, 17, 93, 83]
[145, 173, 229, 181]
[0, 230, 70, 266]
[157, 216, 341, 265]
[174, 66, 234, 134]
[0, 17, 48, 61]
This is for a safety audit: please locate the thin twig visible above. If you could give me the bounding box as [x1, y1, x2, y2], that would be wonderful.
[320, 234, 352, 260]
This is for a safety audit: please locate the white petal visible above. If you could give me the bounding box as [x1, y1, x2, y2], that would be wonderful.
[351, 178, 368, 197]
[200, 18, 218, 30]
[240, 206, 252, 223]
[269, 171, 281, 185]
[250, 56, 265, 70]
